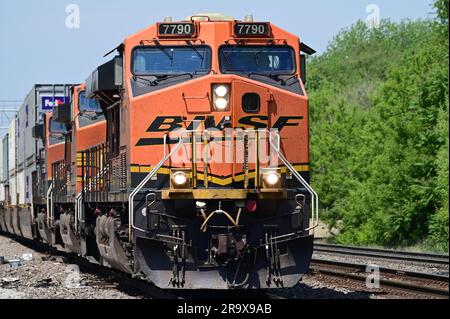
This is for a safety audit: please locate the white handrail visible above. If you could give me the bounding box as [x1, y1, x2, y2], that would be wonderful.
[128, 133, 186, 241]
[268, 132, 319, 231]
[85, 166, 108, 192]
[46, 183, 53, 228]
[127, 128, 319, 242]
[75, 193, 82, 230]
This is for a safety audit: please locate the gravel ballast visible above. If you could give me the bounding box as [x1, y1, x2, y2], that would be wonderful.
[0, 235, 141, 299]
[1, 234, 447, 299]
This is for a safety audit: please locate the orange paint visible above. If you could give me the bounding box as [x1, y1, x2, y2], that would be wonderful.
[71, 84, 107, 194]
[120, 20, 309, 181]
[45, 112, 65, 180]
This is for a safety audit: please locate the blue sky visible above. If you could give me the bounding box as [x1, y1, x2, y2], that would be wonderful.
[0, 0, 436, 100]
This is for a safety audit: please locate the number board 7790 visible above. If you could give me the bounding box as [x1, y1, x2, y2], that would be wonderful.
[157, 23, 197, 37]
[234, 23, 271, 37]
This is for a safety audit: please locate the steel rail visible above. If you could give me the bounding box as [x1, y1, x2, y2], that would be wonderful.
[314, 243, 449, 265]
[311, 258, 449, 298]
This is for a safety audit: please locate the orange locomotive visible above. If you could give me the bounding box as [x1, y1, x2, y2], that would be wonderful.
[81, 14, 319, 289]
[34, 110, 67, 245]
[0, 14, 319, 291]
[27, 85, 106, 249]
[43, 84, 107, 254]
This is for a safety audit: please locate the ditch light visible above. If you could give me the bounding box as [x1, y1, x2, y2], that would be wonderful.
[261, 168, 282, 189]
[170, 169, 192, 189]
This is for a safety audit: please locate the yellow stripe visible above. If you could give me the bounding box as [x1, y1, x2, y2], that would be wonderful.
[130, 165, 309, 186]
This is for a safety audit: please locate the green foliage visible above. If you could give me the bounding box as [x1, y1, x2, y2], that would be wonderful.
[308, 1, 449, 251]
[434, 0, 449, 23]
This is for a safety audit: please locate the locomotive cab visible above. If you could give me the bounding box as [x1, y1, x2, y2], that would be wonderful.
[33, 110, 67, 245]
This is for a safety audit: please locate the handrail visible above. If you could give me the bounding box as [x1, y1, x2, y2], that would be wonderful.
[81, 144, 109, 194]
[46, 183, 53, 228]
[128, 131, 189, 241]
[268, 132, 319, 231]
[128, 128, 319, 242]
[75, 193, 82, 230]
[85, 166, 108, 192]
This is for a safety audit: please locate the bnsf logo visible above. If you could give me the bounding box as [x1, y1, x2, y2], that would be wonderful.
[136, 115, 303, 146]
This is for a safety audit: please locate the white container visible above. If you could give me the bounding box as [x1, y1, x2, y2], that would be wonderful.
[8, 119, 17, 206]
[9, 176, 17, 206]
[17, 170, 25, 205]
[0, 182, 5, 203]
[16, 85, 73, 206]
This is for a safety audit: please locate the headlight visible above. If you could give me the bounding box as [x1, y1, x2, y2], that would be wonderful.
[214, 85, 228, 97]
[173, 172, 187, 185]
[261, 168, 282, 189]
[265, 172, 280, 186]
[214, 98, 228, 110]
[170, 169, 191, 189]
[212, 84, 230, 111]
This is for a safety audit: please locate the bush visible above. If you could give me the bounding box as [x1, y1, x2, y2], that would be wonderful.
[308, 1, 449, 251]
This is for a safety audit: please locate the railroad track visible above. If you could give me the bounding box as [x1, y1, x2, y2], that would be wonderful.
[314, 243, 449, 265]
[3, 232, 447, 299]
[2, 232, 288, 300]
[310, 258, 449, 298]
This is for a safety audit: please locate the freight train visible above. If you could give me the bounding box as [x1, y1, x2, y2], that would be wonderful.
[0, 14, 319, 290]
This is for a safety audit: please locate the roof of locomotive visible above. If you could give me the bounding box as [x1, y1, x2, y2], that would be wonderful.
[184, 13, 235, 21]
[121, 13, 301, 46]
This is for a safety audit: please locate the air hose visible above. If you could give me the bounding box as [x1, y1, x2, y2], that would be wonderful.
[200, 208, 242, 232]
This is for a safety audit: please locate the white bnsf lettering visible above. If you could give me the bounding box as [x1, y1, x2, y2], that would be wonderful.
[137, 115, 304, 147]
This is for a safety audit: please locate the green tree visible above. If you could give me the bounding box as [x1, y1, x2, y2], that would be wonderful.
[308, 0, 449, 251]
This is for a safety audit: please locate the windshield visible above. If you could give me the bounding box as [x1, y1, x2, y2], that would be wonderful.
[132, 46, 212, 75]
[79, 91, 102, 113]
[78, 91, 105, 127]
[219, 46, 296, 75]
[49, 118, 67, 134]
[49, 118, 67, 145]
